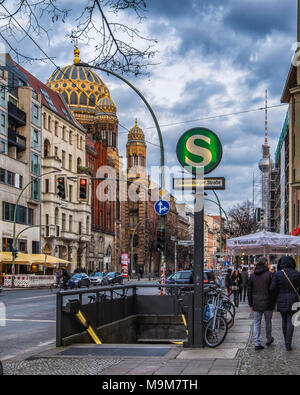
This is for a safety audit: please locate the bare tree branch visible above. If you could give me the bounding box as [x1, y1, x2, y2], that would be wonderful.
[0, 0, 158, 75]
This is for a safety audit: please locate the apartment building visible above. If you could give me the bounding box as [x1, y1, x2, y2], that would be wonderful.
[17, 64, 91, 273]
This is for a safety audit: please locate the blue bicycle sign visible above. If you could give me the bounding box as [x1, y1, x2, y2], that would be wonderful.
[154, 200, 170, 216]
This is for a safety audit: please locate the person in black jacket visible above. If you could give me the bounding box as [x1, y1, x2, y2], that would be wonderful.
[270, 256, 300, 351]
[248, 257, 274, 350]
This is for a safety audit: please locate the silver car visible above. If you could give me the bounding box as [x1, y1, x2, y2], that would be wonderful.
[89, 272, 108, 286]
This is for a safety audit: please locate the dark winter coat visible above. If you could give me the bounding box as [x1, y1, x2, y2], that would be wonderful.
[270, 258, 300, 313]
[248, 265, 274, 312]
[231, 272, 242, 287]
[241, 271, 249, 287]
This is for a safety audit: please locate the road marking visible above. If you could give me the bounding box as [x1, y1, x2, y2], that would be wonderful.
[18, 294, 55, 301]
[0, 318, 55, 323]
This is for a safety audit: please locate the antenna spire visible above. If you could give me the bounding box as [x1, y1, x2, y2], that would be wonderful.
[265, 89, 268, 144]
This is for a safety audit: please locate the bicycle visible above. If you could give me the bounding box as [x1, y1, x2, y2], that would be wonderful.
[176, 290, 228, 348]
[206, 287, 234, 330]
[50, 280, 70, 293]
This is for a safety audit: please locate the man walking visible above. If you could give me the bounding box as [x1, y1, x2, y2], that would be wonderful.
[240, 267, 249, 303]
[248, 257, 274, 350]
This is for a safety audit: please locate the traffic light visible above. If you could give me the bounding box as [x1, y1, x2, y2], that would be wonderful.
[260, 209, 265, 222]
[78, 177, 89, 202]
[56, 175, 67, 199]
[157, 229, 165, 252]
[12, 247, 18, 260]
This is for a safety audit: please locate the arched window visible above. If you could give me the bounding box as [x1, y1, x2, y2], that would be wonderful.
[77, 157, 82, 172]
[48, 115, 51, 131]
[43, 112, 46, 129]
[80, 93, 87, 105]
[44, 139, 51, 157]
[70, 92, 78, 105]
[54, 207, 59, 225]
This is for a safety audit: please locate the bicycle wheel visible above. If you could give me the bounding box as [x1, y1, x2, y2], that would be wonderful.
[222, 309, 234, 329]
[204, 315, 228, 348]
[223, 299, 236, 318]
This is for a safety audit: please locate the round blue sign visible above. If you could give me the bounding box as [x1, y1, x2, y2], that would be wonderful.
[154, 200, 170, 216]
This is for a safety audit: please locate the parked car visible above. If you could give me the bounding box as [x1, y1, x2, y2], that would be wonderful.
[174, 270, 216, 285]
[105, 272, 123, 285]
[89, 272, 109, 286]
[71, 273, 91, 288]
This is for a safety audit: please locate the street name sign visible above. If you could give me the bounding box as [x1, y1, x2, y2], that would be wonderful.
[173, 177, 225, 191]
[176, 127, 223, 174]
[154, 200, 170, 216]
[178, 240, 194, 246]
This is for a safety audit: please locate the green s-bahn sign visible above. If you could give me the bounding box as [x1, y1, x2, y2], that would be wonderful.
[176, 127, 223, 174]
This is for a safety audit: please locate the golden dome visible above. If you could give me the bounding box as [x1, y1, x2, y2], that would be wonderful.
[128, 120, 145, 143]
[46, 47, 110, 113]
[96, 91, 117, 115]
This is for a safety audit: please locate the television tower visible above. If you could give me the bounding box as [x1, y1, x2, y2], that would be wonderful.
[258, 90, 274, 230]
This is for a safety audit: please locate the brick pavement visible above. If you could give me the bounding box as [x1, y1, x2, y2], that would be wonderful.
[238, 310, 300, 375]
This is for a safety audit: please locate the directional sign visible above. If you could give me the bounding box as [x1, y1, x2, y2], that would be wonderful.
[154, 200, 170, 216]
[176, 127, 223, 174]
[178, 240, 194, 246]
[173, 177, 225, 191]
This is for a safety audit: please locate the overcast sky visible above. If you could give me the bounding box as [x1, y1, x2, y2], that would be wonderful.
[4, 0, 298, 214]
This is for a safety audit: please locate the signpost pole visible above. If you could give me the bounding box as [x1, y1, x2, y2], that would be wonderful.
[193, 174, 204, 347]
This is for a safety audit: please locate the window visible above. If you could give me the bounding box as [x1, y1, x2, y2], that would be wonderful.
[30, 153, 41, 175]
[28, 208, 34, 225]
[69, 185, 72, 202]
[54, 121, 58, 137]
[0, 111, 6, 135]
[69, 130, 72, 145]
[62, 213, 66, 231]
[54, 146, 58, 157]
[40, 88, 56, 112]
[0, 139, 7, 154]
[86, 216, 90, 234]
[78, 221, 82, 235]
[45, 178, 49, 193]
[32, 103, 41, 127]
[62, 126, 66, 141]
[31, 128, 41, 151]
[62, 150, 66, 168]
[32, 241, 40, 254]
[16, 205, 27, 224]
[69, 215, 73, 232]
[7, 171, 15, 186]
[31, 176, 40, 201]
[69, 154, 72, 172]
[2, 202, 32, 225]
[2, 237, 13, 252]
[0, 168, 5, 183]
[44, 139, 51, 157]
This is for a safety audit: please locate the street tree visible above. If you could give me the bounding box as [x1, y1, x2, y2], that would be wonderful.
[0, 0, 158, 75]
[228, 200, 255, 238]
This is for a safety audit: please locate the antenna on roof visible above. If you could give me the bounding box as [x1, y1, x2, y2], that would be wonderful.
[265, 89, 268, 145]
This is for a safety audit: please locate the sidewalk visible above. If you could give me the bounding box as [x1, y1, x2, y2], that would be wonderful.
[2, 303, 252, 376]
[239, 310, 300, 375]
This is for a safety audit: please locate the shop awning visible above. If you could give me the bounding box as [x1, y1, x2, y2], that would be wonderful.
[29, 254, 71, 266]
[0, 252, 32, 265]
[0, 252, 71, 266]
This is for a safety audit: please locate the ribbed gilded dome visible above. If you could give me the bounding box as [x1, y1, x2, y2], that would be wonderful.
[97, 91, 117, 115]
[128, 120, 145, 142]
[46, 47, 109, 113]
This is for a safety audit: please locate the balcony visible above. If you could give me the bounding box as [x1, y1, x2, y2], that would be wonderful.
[8, 127, 26, 152]
[8, 101, 26, 126]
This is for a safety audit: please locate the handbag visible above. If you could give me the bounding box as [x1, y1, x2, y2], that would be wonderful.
[282, 270, 300, 302]
[231, 285, 239, 291]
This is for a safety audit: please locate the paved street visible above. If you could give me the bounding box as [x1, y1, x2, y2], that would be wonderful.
[2, 300, 251, 375]
[0, 289, 56, 361]
[0, 281, 160, 361]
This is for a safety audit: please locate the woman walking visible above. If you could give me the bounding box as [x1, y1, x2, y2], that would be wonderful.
[231, 269, 242, 307]
[270, 256, 300, 351]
